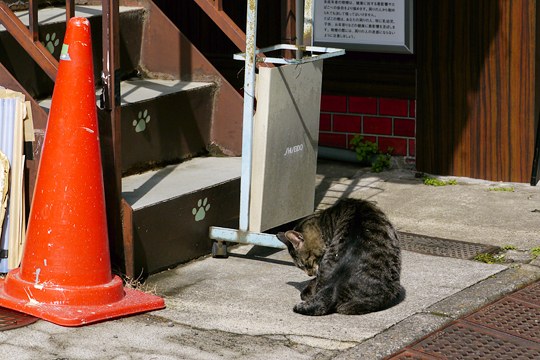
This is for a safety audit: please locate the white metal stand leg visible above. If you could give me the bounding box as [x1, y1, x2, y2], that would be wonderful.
[210, 0, 286, 254]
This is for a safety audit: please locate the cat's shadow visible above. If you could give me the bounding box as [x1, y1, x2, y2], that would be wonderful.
[228, 245, 296, 267]
[286, 280, 311, 292]
[228, 247, 310, 294]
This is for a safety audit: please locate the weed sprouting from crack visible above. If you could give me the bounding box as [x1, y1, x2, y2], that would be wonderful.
[422, 176, 458, 186]
[473, 252, 505, 264]
[120, 270, 158, 295]
[488, 186, 515, 192]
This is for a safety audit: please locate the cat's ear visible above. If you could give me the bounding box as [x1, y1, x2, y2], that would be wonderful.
[276, 232, 288, 245]
[285, 230, 304, 249]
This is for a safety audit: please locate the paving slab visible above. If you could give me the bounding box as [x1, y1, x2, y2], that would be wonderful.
[147, 245, 506, 351]
[0, 245, 505, 359]
[0, 314, 335, 360]
[314, 164, 540, 250]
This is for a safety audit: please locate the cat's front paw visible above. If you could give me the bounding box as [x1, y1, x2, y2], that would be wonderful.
[293, 302, 310, 315]
[293, 301, 327, 316]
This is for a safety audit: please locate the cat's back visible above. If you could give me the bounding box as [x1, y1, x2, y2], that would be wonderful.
[337, 199, 402, 299]
[327, 198, 401, 261]
[323, 198, 394, 233]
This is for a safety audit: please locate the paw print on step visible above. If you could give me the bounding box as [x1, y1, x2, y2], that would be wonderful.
[192, 198, 211, 222]
[44, 32, 60, 54]
[133, 109, 151, 133]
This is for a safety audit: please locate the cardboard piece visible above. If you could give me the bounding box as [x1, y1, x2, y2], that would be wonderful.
[0, 90, 28, 271]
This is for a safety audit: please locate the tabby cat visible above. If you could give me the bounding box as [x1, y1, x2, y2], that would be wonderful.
[277, 197, 404, 316]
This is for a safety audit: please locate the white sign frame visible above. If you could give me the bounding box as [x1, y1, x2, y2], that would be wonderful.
[313, 0, 414, 54]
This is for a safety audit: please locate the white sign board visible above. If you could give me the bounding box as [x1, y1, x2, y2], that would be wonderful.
[249, 62, 323, 232]
[313, 0, 414, 54]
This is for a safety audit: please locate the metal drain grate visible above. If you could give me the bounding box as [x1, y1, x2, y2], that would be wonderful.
[386, 281, 540, 360]
[465, 297, 540, 342]
[510, 281, 540, 305]
[385, 349, 440, 359]
[0, 307, 38, 331]
[398, 232, 499, 260]
[411, 321, 540, 360]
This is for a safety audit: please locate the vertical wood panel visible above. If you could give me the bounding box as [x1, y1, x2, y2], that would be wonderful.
[416, 0, 537, 182]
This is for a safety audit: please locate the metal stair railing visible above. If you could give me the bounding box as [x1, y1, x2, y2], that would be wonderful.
[192, 0, 246, 51]
[0, 0, 65, 81]
[192, 0, 273, 66]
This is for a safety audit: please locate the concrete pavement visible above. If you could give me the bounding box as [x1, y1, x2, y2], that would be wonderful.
[1, 159, 539, 359]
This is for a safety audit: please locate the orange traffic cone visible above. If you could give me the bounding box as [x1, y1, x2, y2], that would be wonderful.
[0, 17, 165, 326]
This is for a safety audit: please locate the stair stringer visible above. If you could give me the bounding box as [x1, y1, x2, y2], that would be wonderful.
[138, 0, 243, 156]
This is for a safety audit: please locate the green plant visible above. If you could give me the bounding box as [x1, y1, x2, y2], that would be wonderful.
[530, 247, 540, 258]
[473, 252, 505, 264]
[372, 153, 392, 173]
[349, 135, 392, 173]
[349, 135, 379, 162]
[501, 245, 518, 251]
[422, 176, 458, 186]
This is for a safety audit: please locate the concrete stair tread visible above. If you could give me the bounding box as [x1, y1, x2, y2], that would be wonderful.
[38, 78, 214, 109]
[0, 5, 142, 32]
[122, 156, 241, 210]
[118, 78, 214, 105]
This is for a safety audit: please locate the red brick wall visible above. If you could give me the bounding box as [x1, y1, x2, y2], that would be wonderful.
[319, 95, 416, 158]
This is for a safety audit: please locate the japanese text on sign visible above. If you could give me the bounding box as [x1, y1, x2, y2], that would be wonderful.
[313, 0, 413, 53]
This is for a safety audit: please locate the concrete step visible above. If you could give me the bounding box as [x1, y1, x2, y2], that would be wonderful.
[122, 156, 241, 275]
[0, 5, 141, 30]
[39, 77, 217, 173]
[0, 5, 145, 99]
[116, 78, 217, 173]
[3, 3, 244, 278]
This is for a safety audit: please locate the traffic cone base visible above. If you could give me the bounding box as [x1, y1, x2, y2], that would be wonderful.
[0, 17, 165, 326]
[0, 276, 164, 326]
[1, 268, 125, 305]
